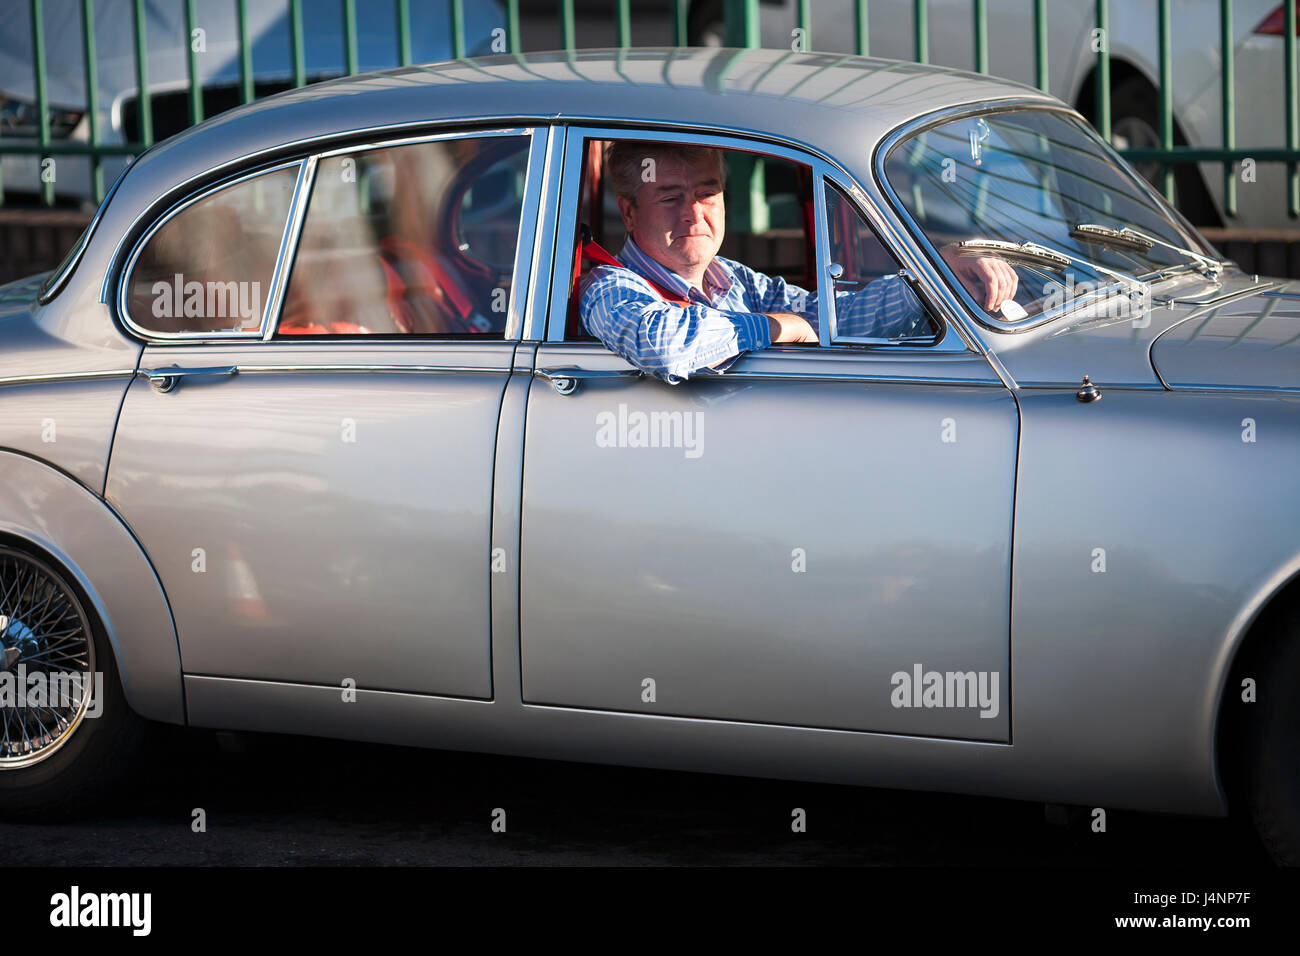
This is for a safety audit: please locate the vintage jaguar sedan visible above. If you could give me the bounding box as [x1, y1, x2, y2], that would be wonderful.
[1, 47, 1297, 863]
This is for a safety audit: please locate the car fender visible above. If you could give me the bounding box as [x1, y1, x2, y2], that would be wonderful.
[0, 450, 182, 725]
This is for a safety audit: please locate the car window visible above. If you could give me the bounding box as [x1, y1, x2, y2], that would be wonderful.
[278, 134, 530, 337]
[824, 181, 942, 344]
[562, 137, 818, 342]
[124, 166, 299, 335]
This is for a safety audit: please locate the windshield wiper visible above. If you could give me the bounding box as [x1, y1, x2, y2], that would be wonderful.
[1070, 222, 1225, 280]
[956, 238, 1148, 296]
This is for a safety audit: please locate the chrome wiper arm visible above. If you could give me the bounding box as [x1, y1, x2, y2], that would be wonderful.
[1072, 222, 1224, 279]
[957, 237, 1148, 295]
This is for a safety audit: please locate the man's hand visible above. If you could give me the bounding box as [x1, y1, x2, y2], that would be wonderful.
[767, 311, 818, 343]
[939, 244, 1020, 312]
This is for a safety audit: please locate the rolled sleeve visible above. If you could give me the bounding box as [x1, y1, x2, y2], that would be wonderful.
[581, 267, 773, 383]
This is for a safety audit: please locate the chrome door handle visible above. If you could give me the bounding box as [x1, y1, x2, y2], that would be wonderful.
[534, 367, 644, 395]
[138, 365, 238, 393]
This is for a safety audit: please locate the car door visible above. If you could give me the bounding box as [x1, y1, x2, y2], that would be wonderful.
[107, 126, 549, 699]
[517, 126, 1016, 741]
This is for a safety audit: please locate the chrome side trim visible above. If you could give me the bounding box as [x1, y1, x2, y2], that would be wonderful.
[0, 369, 137, 388]
[115, 159, 304, 342]
[262, 156, 318, 340]
[535, 364, 1002, 388]
[230, 364, 506, 375]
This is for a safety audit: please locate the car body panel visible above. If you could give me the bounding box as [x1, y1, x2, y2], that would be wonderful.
[0, 451, 182, 724]
[105, 341, 512, 697]
[1151, 288, 1300, 391]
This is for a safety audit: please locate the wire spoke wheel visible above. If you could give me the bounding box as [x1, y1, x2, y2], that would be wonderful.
[0, 547, 96, 770]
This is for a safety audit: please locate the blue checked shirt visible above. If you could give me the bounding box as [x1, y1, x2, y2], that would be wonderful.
[579, 236, 925, 383]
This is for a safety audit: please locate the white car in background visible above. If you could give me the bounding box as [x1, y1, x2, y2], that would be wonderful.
[690, 0, 1298, 229]
[0, 0, 505, 207]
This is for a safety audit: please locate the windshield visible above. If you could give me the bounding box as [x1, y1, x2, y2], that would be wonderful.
[881, 108, 1220, 323]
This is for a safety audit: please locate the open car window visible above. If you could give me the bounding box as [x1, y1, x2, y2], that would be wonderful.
[561, 136, 819, 342]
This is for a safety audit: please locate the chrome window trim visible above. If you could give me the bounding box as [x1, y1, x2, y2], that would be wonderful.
[269, 126, 540, 342]
[38, 159, 134, 304]
[118, 127, 541, 345]
[261, 156, 317, 341]
[116, 159, 304, 341]
[520, 124, 565, 342]
[819, 175, 967, 354]
[543, 123, 977, 357]
[872, 99, 1219, 337]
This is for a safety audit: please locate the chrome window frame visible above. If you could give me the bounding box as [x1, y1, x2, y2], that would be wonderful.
[116, 159, 305, 341]
[115, 126, 546, 345]
[873, 99, 1218, 336]
[544, 124, 970, 354]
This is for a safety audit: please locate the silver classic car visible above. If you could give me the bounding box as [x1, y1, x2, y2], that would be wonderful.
[1, 48, 1297, 863]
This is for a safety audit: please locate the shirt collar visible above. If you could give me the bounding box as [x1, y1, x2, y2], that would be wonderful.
[617, 236, 735, 301]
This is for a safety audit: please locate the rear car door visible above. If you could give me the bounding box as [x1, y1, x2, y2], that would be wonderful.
[107, 127, 549, 698]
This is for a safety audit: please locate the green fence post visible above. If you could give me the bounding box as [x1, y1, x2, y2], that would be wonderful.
[674, 0, 689, 46]
[974, 0, 987, 73]
[133, 0, 152, 147]
[1287, 0, 1298, 217]
[396, 0, 412, 65]
[81, 0, 102, 201]
[724, 0, 759, 47]
[1157, 0, 1173, 202]
[914, 0, 928, 64]
[30, 0, 53, 205]
[1094, 0, 1109, 142]
[796, 0, 811, 51]
[506, 0, 521, 53]
[560, 0, 575, 51]
[343, 0, 358, 75]
[289, 0, 305, 87]
[237, 0, 253, 102]
[616, 0, 631, 47]
[184, 0, 202, 125]
[1034, 0, 1048, 92]
[1221, 0, 1235, 217]
[854, 0, 869, 56]
[450, 0, 465, 58]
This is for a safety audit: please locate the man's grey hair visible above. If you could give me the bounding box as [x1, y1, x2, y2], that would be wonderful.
[603, 141, 728, 203]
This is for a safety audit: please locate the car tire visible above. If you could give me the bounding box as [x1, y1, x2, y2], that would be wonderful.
[1109, 75, 1222, 228]
[0, 543, 155, 820]
[1243, 607, 1300, 865]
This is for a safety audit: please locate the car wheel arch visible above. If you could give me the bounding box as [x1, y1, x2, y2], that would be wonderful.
[0, 451, 183, 726]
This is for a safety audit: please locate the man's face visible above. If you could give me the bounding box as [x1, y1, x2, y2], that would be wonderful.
[618, 151, 725, 279]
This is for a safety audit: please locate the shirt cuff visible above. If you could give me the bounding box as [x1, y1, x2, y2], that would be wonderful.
[732, 310, 772, 352]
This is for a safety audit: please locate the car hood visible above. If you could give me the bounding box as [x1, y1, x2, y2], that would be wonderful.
[1151, 282, 1300, 390]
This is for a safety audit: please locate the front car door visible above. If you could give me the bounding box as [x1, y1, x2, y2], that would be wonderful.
[107, 126, 550, 699]
[518, 126, 1016, 740]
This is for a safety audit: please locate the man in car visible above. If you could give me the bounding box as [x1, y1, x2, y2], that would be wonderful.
[579, 141, 1018, 383]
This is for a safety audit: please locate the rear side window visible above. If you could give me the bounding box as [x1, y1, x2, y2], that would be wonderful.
[124, 166, 299, 335]
[278, 133, 530, 337]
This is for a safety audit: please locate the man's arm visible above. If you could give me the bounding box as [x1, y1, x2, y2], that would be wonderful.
[580, 267, 773, 383]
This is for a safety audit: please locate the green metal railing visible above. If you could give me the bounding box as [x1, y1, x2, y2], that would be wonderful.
[5, 0, 1298, 221]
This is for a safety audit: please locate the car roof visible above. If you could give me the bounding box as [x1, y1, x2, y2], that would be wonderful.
[115, 46, 1057, 212]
